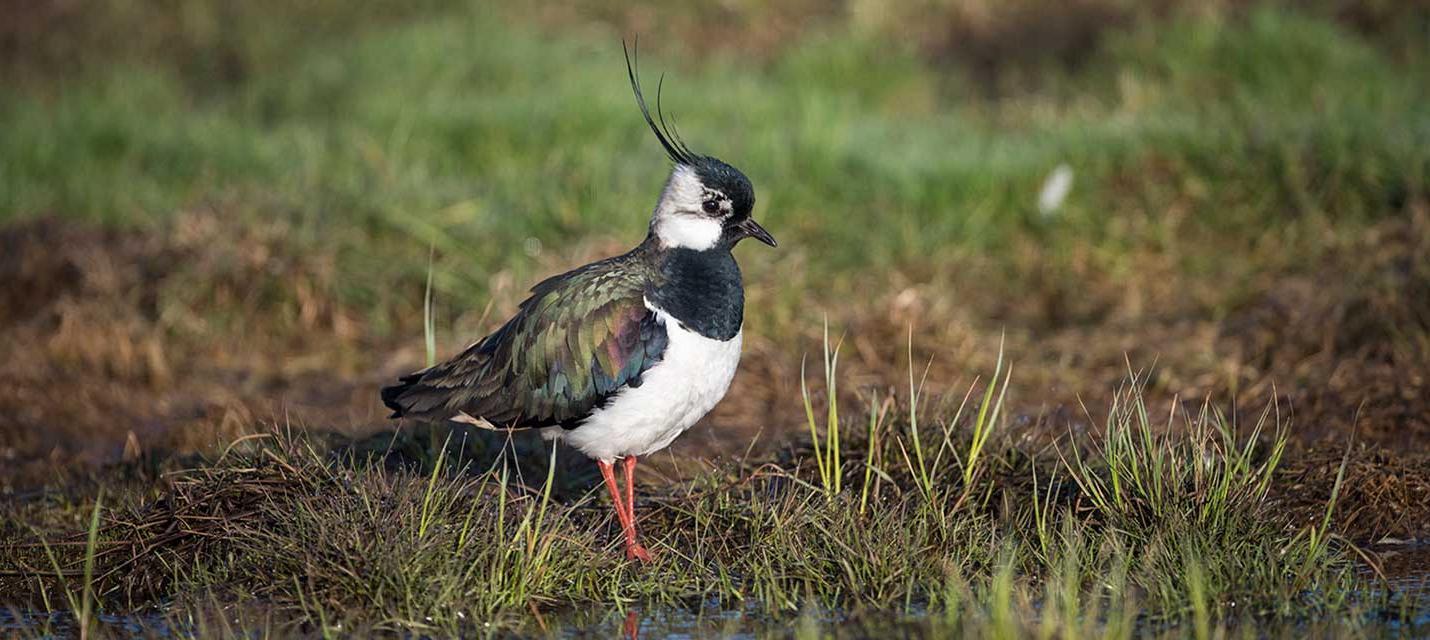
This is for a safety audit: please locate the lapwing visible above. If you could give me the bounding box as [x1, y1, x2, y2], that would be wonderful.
[381, 45, 775, 563]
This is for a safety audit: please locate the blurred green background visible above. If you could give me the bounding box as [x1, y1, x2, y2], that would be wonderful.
[4, 0, 1424, 319]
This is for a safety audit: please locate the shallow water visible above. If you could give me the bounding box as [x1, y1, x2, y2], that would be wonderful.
[1362, 542, 1430, 634]
[1, 610, 178, 639]
[4, 605, 1429, 639]
[7, 550, 1430, 640]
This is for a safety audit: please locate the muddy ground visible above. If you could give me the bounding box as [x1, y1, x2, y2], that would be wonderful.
[2, 209, 1426, 543]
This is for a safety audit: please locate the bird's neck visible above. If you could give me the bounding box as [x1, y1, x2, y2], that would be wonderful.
[643, 243, 744, 341]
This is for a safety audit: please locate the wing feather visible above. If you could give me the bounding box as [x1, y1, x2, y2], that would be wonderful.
[381, 249, 668, 428]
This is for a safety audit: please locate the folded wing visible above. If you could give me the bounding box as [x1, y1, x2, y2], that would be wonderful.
[381, 253, 668, 428]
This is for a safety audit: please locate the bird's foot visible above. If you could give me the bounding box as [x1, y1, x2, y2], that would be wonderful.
[625, 543, 653, 563]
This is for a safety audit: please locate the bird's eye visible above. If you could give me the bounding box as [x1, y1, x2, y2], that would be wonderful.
[702, 199, 721, 215]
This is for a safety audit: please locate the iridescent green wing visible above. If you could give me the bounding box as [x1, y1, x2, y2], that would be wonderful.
[382, 251, 668, 428]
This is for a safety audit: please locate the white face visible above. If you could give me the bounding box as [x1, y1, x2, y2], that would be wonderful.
[650, 164, 730, 250]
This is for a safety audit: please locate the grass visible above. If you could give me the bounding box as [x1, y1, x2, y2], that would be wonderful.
[34, 492, 103, 640]
[800, 319, 843, 498]
[2, 0, 1429, 636]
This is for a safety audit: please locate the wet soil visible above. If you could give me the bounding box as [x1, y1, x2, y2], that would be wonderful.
[1, 211, 1428, 544]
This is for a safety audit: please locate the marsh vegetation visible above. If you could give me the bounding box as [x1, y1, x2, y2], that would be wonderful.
[2, 0, 1428, 636]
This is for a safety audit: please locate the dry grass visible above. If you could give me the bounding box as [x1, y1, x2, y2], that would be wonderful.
[3, 204, 1428, 512]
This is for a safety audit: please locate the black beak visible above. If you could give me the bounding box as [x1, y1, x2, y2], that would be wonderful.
[737, 218, 777, 247]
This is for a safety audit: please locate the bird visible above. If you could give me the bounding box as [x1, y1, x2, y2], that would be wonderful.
[380, 44, 776, 563]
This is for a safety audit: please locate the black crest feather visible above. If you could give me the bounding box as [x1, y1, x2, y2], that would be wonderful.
[624, 40, 698, 166]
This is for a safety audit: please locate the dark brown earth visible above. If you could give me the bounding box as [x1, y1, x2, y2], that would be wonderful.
[3, 209, 1428, 543]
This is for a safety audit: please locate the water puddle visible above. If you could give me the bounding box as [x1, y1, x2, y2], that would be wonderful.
[1363, 541, 1430, 632]
[6, 553, 1430, 639]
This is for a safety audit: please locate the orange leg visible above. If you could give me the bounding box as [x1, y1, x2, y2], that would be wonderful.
[621, 455, 652, 563]
[598, 460, 632, 543]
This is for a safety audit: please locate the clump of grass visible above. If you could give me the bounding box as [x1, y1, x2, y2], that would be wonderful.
[158, 435, 593, 631]
[1063, 374, 1286, 533]
[908, 331, 1012, 509]
[1057, 374, 1358, 617]
[800, 325, 1012, 508]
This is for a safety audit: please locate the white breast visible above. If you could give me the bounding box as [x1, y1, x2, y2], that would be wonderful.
[550, 302, 742, 462]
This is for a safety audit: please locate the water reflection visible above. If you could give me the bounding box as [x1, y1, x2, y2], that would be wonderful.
[6, 584, 1430, 638]
[624, 610, 640, 640]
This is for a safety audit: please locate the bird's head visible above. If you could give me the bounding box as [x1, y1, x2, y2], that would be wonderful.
[625, 44, 776, 252]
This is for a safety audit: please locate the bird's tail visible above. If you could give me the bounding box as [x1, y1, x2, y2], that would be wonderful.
[380, 372, 425, 418]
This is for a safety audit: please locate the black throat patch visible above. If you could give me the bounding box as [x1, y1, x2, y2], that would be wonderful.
[647, 247, 745, 341]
